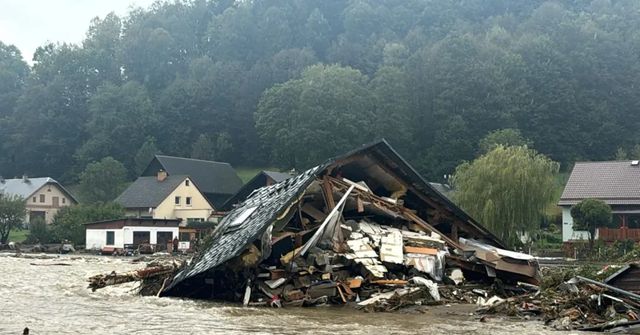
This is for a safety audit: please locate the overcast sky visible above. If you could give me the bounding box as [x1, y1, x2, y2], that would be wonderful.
[0, 0, 156, 63]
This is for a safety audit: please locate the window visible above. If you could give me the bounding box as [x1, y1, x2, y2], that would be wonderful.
[32, 197, 36, 203]
[39, 194, 45, 203]
[186, 197, 192, 206]
[175, 196, 181, 205]
[106, 231, 115, 245]
[62, 198, 66, 204]
[185, 179, 190, 186]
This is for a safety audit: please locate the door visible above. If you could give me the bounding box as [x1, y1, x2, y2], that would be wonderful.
[29, 211, 46, 224]
[156, 232, 174, 251]
[133, 231, 150, 245]
[52, 197, 59, 208]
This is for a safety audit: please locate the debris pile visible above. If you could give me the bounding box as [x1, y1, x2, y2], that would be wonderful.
[155, 141, 541, 312]
[88, 259, 181, 294]
[478, 265, 640, 332]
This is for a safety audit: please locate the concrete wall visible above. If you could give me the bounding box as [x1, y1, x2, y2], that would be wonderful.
[562, 206, 590, 242]
[85, 226, 179, 250]
[26, 183, 75, 224]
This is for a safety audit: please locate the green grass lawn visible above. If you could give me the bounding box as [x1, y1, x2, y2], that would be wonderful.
[235, 167, 280, 184]
[8, 229, 28, 243]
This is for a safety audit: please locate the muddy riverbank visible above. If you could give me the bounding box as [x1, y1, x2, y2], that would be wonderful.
[0, 254, 565, 334]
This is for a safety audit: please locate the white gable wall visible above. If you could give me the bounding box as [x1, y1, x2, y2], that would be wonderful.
[561, 206, 591, 242]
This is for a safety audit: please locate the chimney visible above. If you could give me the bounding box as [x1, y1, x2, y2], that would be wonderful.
[157, 169, 167, 182]
[0, 176, 4, 184]
[22, 174, 29, 183]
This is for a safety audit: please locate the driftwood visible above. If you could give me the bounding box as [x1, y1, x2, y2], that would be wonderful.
[88, 264, 177, 292]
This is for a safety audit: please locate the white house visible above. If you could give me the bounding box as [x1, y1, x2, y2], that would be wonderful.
[559, 160, 640, 243]
[84, 217, 180, 251]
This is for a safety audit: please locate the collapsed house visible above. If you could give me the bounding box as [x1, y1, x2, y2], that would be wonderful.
[160, 140, 540, 307]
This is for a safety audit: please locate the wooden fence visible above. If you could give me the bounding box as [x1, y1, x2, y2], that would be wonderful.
[598, 227, 640, 242]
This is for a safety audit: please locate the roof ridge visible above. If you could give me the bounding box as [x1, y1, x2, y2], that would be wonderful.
[574, 160, 639, 164]
[155, 155, 232, 166]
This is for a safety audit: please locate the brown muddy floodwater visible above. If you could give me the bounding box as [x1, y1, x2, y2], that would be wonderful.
[0, 254, 568, 335]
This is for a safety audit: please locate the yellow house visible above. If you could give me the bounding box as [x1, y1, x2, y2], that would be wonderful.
[115, 171, 214, 223]
[0, 176, 78, 224]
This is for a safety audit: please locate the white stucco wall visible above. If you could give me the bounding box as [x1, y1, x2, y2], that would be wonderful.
[562, 206, 590, 242]
[85, 226, 178, 250]
[86, 229, 125, 250]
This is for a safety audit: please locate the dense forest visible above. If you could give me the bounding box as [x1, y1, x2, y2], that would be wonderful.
[1, 0, 640, 184]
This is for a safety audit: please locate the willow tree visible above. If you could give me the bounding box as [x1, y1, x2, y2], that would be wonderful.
[451, 145, 559, 247]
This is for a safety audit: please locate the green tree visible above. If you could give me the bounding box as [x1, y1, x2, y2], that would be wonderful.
[134, 136, 159, 175]
[452, 145, 559, 247]
[478, 128, 533, 154]
[570, 198, 612, 250]
[191, 134, 216, 161]
[614, 147, 629, 160]
[0, 195, 27, 244]
[256, 64, 375, 168]
[0, 42, 29, 117]
[76, 81, 157, 169]
[50, 202, 124, 245]
[25, 217, 50, 244]
[78, 157, 128, 203]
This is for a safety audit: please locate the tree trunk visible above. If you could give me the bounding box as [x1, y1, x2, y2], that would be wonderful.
[0, 230, 9, 244]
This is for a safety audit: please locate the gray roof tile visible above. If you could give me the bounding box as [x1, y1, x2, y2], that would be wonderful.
[144, 155, 243, 198]
[116, 175, 187, 208]
[559, 161, 640, 206]
[0, 177, 77, 202]
[166, 167, 321, 290]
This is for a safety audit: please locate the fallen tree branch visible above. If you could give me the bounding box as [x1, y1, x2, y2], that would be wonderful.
[88, 264, 177, 292]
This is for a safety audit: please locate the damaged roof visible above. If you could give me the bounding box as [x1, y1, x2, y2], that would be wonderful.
[166, 166, 322, 291]
[163, 140, 505, 294]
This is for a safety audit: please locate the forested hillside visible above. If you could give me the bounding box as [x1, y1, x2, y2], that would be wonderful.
[1, 0, 639, 183]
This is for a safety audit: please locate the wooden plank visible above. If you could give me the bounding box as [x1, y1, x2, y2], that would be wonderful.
[321, 176, 336, 213]
[301, 203, 327, 222]
[404, 246, 438, 255]
[403, 210, 462, 250]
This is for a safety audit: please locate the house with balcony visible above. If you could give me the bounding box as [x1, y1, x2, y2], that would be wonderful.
[559, 160, 640, 243]
[0, 176, 77, 224]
